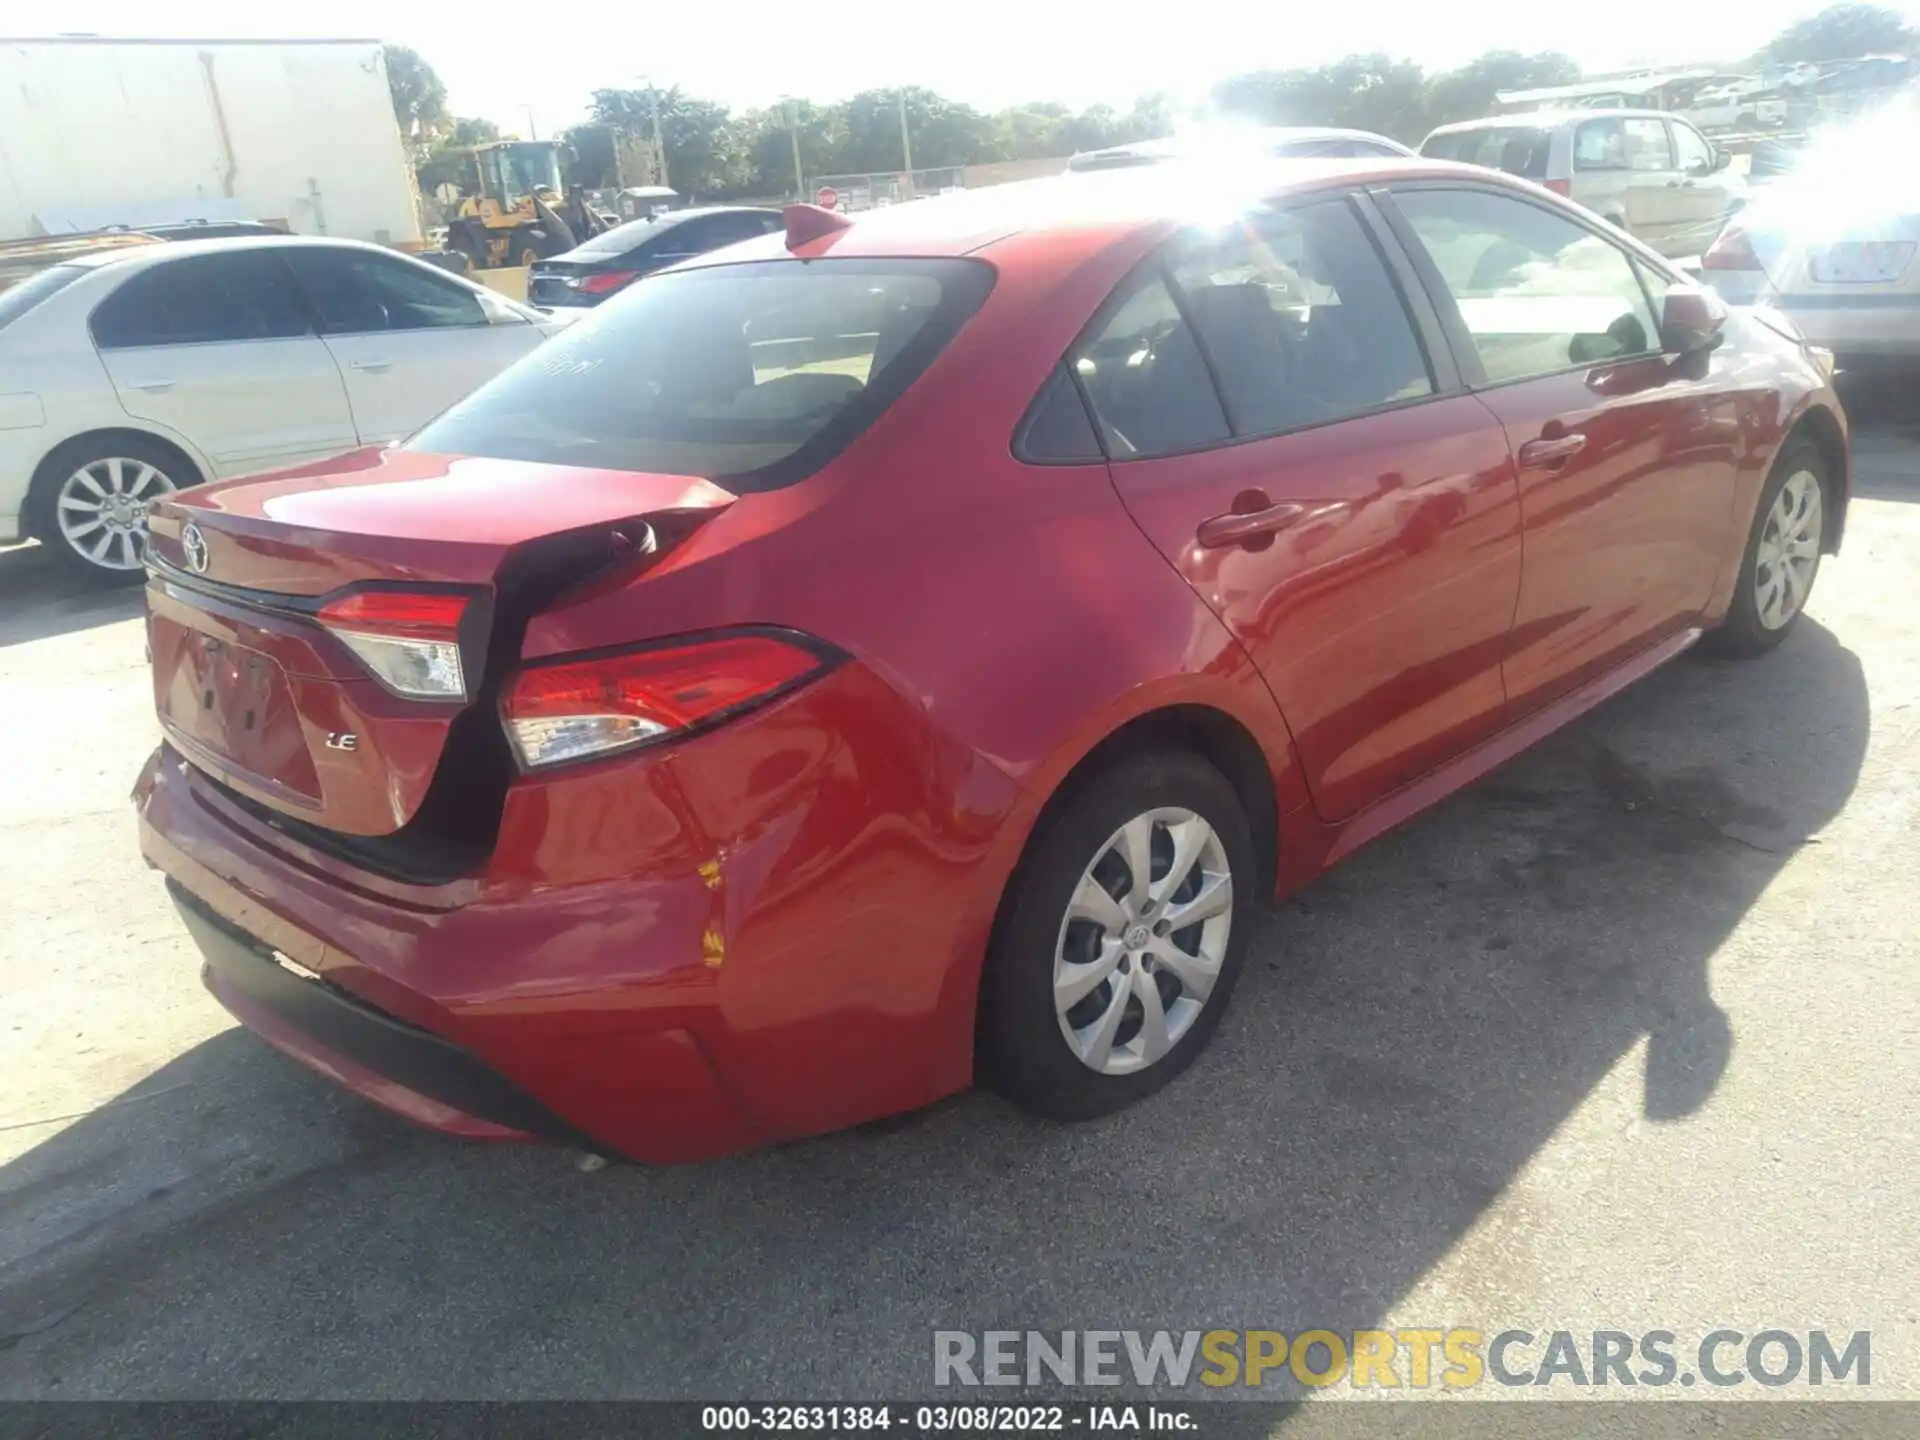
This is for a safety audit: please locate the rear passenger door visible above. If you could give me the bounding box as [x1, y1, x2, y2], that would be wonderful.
[1086, 194, 1523, 821]
[90, 251, 356, 477]
[282, 247, 542, 444]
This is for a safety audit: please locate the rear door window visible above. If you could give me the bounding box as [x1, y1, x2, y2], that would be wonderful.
[1391, 187, 1661, 384]
[1421, 127, 1551, 180]
[1574, 118, 1673, 172]
[283, 248, 487, 334]
[1068, 276, 1229, 458]
[408, 258, 993, 489]
[1017, 366, 1104, 463]
[1165, 199, 1432, 437]
[90, 252, 310, 349]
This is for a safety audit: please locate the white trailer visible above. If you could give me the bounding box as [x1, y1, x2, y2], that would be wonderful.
[0, 37, 422, 245]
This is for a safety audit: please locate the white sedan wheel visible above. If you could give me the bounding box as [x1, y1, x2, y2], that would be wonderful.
[55, 456, 177, 572]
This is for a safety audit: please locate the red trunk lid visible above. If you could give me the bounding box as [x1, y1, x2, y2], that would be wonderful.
[145, 447, 733, 837]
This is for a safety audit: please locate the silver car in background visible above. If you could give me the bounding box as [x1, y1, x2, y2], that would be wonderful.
[1698, 104, 1920, 370]
[1420, 109, 1742, 258]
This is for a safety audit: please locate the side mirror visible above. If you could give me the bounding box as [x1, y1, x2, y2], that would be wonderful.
[1712, 148, 1734, 172]
[1661, 283, 1729, 356]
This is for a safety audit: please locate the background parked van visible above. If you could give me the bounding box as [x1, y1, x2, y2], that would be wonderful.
[1421, 109, 1742, 258]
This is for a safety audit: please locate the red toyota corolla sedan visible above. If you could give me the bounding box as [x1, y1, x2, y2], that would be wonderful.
[135, 160, 1848, 1163]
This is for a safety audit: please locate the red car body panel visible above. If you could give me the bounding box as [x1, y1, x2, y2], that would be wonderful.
[1111, 394, 1523, 822]
[135, 162, 1850, 1161]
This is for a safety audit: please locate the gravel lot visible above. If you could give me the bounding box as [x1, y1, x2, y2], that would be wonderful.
[1, 413, 1915, 1411]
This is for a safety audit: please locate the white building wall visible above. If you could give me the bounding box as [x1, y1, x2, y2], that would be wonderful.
[0, 39, 422, 243]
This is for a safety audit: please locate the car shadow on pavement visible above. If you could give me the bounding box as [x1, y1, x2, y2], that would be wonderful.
[0, 544, 142, 649]
[0, 619, 1870, 1400]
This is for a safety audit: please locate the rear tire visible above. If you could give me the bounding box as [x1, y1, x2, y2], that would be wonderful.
[28, 433, 199, 586]
[1706, 437, 1828, 656]
[979, 749, 1256, 1120]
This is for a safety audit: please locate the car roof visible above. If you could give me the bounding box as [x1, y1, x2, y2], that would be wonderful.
[64, 233, 425, 272]
[683, 156, 1485, 263]
[647, 205, 781, 226]
[1072, 126, 1409, 163]
[1426, 108, 1675, 135]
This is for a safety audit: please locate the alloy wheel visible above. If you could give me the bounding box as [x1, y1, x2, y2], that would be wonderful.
[1052, 807, 1234, 1076]
[1754, 469, 1822, 630]
[56, 457, 176, 572]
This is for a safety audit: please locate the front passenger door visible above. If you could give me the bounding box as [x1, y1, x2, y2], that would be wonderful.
[282, 248, 542, 443]
[1384, 184, 1742, 716]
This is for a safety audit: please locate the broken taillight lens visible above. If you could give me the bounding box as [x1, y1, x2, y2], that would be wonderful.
[317, 590, 471, 700]
[502, 632, 830, 770]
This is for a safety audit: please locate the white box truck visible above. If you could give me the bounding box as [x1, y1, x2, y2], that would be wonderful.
[0, 37, 422, 244]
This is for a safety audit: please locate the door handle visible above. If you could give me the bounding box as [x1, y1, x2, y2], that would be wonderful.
[348, 359, 393, 373]
[1518, 433, 1587, 469]
[1197, 500, 1306, 549]
[126, 379, 175, 393]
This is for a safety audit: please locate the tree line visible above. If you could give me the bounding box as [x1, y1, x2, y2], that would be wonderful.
[385, 3, 1915, 201]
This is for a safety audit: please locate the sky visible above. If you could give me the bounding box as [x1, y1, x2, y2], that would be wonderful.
[39, 0, 1920, 136]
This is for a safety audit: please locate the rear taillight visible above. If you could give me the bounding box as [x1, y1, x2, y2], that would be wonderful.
[1703, 224, 1763, 272]
[569, 270, 638, 295]
[1543, 178, 1572, 198]
[502, 632, 830, 770]
[317, 590, 470, 700]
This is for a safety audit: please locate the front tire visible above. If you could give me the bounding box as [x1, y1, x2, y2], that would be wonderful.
[980, 750, 1256, 1120]
[29, 434, 195, 585]
[1707, 438, 1827, 656]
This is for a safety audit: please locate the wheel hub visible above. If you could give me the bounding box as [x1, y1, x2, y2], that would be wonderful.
[1754, 470, 1822, 631]
[1051, 806, 1234, 1077]
[54, 456, 176, 571]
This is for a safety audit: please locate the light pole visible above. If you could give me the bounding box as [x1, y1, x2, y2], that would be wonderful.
[782, 97, 805, 201]
[897, 88, 914, 176]
[634, 74, 667, 188]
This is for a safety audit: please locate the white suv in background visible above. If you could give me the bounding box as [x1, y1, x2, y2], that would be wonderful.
[0, 236, 563, 580]
[1420, 109, 1743, 259]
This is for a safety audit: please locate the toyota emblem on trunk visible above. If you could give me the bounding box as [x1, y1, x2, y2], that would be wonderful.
[181, 522, 209, 574]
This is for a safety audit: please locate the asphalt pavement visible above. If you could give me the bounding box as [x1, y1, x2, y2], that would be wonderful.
[0, 416, 1916, 1412]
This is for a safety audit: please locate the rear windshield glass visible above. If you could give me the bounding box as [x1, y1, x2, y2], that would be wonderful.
[1421, 127, 1552, 180]
[408, 258, 993, 490]
[0, 263, 87, 332]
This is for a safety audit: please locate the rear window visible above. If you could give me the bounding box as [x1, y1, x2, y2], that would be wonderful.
[408, 258, 993, 490]
[0, 264, 87, 333]
[1421, 127, 1552, 180]
[570, 217, 663, 258]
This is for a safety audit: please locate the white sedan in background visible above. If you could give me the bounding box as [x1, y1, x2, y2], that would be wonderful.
[0, 236, 563, 580]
